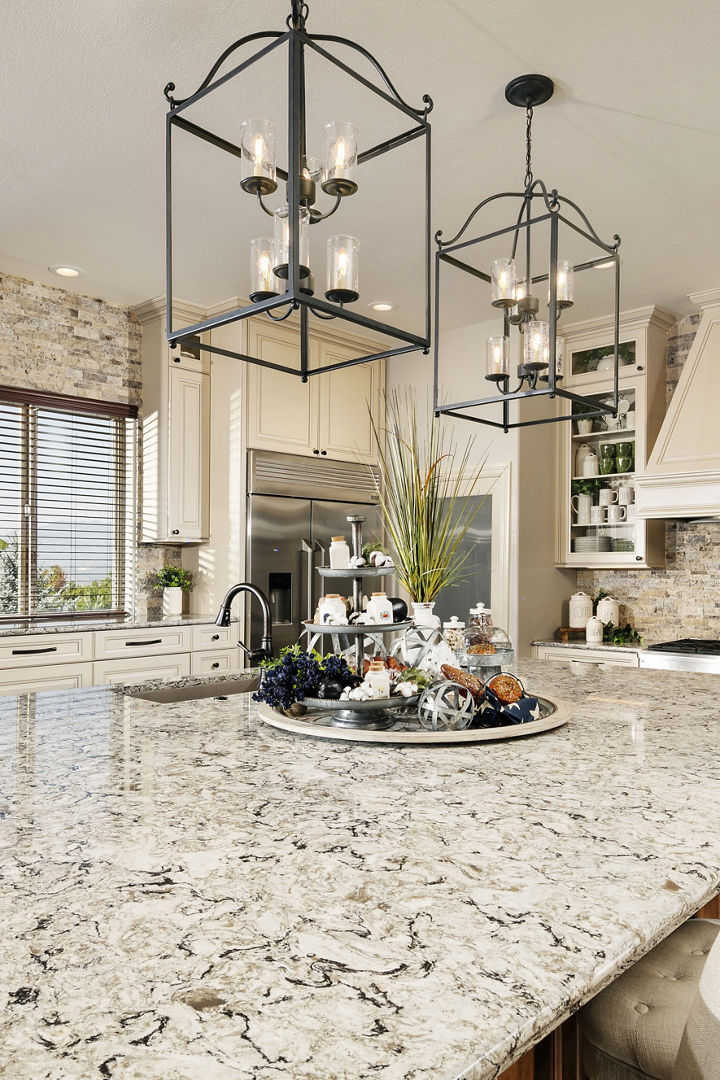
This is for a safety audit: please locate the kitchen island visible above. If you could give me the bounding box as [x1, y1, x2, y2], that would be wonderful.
[2, 660, 720, 1080]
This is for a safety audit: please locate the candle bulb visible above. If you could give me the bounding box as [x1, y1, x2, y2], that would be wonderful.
[485, 335, 509, 381]
[249, 237, 279, 302]
[240, 119, 277, 195]
[549, 259, 574, 308]
[491, 258, 517, 308]
[523, 320, 550, 369]
[322, 122, 358, 197]
[326, 235, 359, 304]
[272, 206, 311, 283]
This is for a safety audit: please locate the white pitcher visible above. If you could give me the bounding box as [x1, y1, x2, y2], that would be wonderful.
[571, 493, 592, 524]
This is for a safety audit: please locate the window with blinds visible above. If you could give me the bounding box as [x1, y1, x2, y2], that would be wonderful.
[0, 388, 137, 622]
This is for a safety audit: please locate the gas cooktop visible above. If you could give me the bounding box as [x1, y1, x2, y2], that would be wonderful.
[640, 639, 720, 672]
[648, 639, 720, 655]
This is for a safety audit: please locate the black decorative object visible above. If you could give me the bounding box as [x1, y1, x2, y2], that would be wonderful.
[389, 597, 408, 623]
[163, 1, 432, 381]
[433, 73, 621, 432]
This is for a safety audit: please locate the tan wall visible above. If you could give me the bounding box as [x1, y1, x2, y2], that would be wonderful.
[0, 270, 181, 619]
[577, 313, 720, 644]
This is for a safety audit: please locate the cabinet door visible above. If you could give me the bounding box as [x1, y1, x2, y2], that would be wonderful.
[246, 321, 317, 454]
[317, 342, 379, 462]
[93, 653, 191, 685]
[534, 645, 638, 667]
[0, 662, 94, 692]
[168, 367, 210, 540]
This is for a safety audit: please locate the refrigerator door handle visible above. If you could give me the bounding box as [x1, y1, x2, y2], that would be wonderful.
[301, 538, 314, 622]
[315, 538, 327, 565]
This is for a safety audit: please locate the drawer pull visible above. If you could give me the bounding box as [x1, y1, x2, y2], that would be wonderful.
[12, 645, 58, 656]
[125, 638, 163, 647]
[211, 634, 220, 641]
[211, 662, 220, 669]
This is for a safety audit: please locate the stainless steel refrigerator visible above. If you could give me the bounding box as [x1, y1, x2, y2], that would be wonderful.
[246, 450, 382, 654]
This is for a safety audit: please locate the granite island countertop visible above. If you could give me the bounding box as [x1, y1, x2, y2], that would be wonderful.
[2, 660, 720, 1080]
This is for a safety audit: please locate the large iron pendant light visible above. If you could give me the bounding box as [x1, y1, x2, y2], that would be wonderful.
[163, 1, 432, 380]
[433, 74, 621, 431]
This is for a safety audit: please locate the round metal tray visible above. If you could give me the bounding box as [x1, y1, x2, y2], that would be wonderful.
[257, 695, 570, 744]
[299, 692, 419, 730]
[316, 566, 395, 579]
[303, 620, 411, 635]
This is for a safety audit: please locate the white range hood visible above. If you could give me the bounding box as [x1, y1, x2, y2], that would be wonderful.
[635, 288, 720, 520]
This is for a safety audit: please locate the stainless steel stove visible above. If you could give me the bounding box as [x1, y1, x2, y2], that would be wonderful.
[639, 639, 720, 673]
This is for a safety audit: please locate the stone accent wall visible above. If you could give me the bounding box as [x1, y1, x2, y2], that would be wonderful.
[577, 313, 720, 643]
[0, 270, 181, 619]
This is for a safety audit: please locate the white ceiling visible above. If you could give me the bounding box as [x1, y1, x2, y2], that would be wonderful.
[2, 0, 719, 333]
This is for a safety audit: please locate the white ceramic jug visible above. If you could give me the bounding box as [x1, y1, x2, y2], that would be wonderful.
[569, 591, 593, 629]
[596, 596, 620, 626]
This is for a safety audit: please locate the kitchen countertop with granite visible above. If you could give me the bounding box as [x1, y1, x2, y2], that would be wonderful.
[0, 613, 231, 637]
[2, 660, 720, 1080]
[531, 639, 640, 653]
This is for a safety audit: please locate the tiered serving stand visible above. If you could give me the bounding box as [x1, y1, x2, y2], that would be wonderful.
[301, 515, 412, 729]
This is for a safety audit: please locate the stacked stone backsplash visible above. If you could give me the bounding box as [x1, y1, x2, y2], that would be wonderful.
[0, 270, 183, 620]
[577, 312, 720, 643]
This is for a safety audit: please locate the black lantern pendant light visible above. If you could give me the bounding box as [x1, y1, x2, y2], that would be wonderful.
[163, 1, 432, 380]
[433, 74, 621, 431]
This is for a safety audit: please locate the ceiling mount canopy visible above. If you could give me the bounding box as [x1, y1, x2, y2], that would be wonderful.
[433, 73, 622, 432]
[163, 1, 432, 380]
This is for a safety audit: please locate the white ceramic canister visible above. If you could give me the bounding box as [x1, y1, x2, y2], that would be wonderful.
[585, 614, 604, 644]
[569, 591, 593, 629]
[581, 449, 599, 477]
[329, 536, 351, 570]
[365, 659, 390, 698]
[575, 443, 594, 475]
[596, 596, 620, 626]
[442, 615, 466, 651]
[366, 592, 393, 624]
[317, 594, 347, 623]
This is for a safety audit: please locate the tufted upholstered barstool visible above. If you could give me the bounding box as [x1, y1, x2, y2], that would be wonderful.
[580, 918, 720, 1079]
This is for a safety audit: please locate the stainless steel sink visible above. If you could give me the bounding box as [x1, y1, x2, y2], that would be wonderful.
[126, 676, 259, 704]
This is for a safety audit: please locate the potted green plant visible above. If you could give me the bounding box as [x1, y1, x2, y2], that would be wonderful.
[572, 399, 598, 435]
[153, 564, 193, 617]
[369, 389, 485, 626]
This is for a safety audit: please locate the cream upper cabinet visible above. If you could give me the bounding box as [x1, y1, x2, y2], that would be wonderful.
[135, 299, 210, 543]
[168, 366, 210, 540]
[246, 320, 317, 451]
[555, 305, 673, 569]
[317, 340, 378, 462]
[245, 317, 382, 464]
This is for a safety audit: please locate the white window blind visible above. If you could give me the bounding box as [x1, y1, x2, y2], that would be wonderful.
[0, 389, 136, 622]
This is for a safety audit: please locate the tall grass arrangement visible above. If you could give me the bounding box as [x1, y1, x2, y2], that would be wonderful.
[369, 389, 485, 603]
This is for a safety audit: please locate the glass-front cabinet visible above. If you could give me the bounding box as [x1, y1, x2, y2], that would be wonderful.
[556, 305, 675, 569]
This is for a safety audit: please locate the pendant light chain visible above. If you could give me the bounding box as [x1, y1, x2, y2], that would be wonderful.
[524, 102, 534, 190]
[288, 1, 309, 30]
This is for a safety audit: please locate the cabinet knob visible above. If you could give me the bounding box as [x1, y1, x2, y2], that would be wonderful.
[211, 633, 220, 641]
[171, 529, 180, 535]
[320, 449, 327, 456]
[636, 555, 642, 561]
[636, 365, 644, 372]
[173, 355, 180, 363]
[212, 662, 220, 669]
[313, 448, 320, 455]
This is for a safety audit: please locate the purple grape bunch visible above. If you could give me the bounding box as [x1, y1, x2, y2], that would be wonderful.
[253, 645, 355, 711]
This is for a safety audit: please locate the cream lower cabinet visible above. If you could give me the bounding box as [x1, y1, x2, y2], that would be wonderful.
[532, 644, 639, 667]
[0, 622, 239, 693]
[0, 663, 94, 693]
[245, 318, 382, 463]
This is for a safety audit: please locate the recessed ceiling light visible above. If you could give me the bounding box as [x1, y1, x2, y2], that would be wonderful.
[369, 300, 397, 312]
[48, 264, 85, 278]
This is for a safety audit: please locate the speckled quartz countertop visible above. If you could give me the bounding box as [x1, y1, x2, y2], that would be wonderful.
[0, 613, 229, 636]
[2, 660, 720, 1080]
